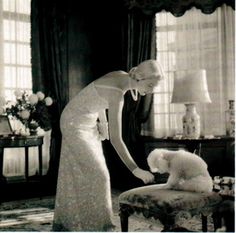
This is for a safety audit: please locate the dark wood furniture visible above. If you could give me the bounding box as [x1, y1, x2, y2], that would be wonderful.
[141, 136, 235, 178]
[0, 135, 44, 184]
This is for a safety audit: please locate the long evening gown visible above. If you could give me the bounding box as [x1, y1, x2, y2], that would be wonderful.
[52, 81, 117, 231]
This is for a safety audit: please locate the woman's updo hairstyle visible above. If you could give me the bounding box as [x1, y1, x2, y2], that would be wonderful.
[128, 59, 164, 81]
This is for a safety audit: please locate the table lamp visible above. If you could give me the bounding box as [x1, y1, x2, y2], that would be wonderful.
[171, 69, 211, 139]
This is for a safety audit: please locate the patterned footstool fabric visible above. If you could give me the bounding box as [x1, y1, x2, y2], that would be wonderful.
[119, 184, 222, 215]
[119, 184, 222, 231]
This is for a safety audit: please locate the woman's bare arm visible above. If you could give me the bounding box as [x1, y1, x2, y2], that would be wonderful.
[95, 85, 155, 183]
[108, 92, 138, 171]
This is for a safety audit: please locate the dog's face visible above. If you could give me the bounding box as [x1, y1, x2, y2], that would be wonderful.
[147, 149, 169, 174]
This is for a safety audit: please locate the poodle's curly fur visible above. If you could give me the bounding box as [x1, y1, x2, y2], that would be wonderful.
[147, 149, 213, 193]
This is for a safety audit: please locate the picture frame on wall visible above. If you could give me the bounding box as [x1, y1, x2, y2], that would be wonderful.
[0, 115, 13, 136]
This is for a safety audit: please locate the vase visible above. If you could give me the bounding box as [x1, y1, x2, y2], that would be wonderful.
[182, 104, 200, 139]
[225, 100, 235, 137]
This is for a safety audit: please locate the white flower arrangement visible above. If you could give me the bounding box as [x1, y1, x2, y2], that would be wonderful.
[5, 91, 53, 132]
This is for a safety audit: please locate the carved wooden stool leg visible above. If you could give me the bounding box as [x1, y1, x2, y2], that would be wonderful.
[159, 215, 175, 232]
[212, 211, 222, 231]
[120, 211, 129, 232]
[201, 214, 208, 232]
[119, 204, 132, 232]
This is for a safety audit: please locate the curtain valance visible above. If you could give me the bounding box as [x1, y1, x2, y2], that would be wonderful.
[124, 0, 235, 16]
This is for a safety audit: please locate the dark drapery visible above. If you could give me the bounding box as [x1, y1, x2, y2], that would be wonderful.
[124, 0, 235, 16]
[122, 10, 156, 167]
[104, 9, 156, 190]
[101, 9, 156, 190]
[31, 0, 69, 185]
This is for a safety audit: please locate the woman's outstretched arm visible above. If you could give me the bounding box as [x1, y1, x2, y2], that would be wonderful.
[108, 92, 154, 184]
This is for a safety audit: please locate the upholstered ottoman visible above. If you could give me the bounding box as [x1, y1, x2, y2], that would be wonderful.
[119, 185, 222, 232]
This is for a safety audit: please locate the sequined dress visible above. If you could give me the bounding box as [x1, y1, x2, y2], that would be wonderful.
[53, 81, 115, 231]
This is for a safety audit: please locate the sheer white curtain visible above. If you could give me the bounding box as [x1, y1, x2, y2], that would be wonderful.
[142, 5, 235, 138]
[0, 0, 50, 178]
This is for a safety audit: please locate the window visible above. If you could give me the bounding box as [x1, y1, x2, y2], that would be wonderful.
[0, 0, 32, 101]
[146, 6, 235, 138]
[0, 0, 44, 178]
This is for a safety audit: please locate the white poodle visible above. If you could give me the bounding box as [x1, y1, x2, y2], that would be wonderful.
[147, 149, 213, 193]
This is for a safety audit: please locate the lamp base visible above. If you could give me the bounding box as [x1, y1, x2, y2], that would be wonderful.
[182, 104, 200, 139]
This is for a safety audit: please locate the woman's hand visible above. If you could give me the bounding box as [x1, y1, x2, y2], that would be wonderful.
[132, 167, 155, 184]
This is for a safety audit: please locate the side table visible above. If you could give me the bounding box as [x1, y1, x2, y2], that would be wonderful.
[0, 135, 44, 184]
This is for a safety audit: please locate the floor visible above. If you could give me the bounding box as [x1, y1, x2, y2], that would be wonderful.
[0, 191, 165, 232]
[0, 179, 212, 232]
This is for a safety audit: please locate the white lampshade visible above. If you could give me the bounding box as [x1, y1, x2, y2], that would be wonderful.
[171, 69, 212, 104]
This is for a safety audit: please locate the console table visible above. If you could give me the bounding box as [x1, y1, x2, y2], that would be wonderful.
[0, 135, 44, 184]
[141, 136, 235, 178]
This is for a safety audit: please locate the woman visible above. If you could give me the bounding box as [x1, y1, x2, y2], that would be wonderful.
[53, 59, 165, 231]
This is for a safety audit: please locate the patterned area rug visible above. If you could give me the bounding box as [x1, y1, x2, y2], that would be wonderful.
[0, 189, 213, 232]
